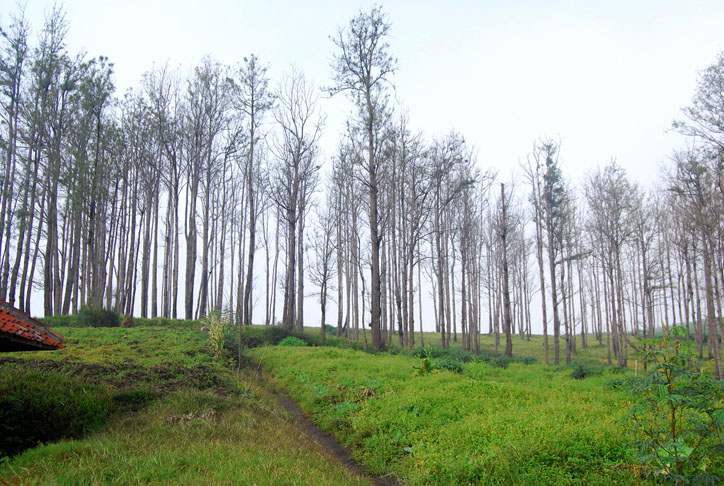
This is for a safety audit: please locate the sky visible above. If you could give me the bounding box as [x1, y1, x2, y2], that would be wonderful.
[15, 0, 724, 183]
[10, 0, 724, 330]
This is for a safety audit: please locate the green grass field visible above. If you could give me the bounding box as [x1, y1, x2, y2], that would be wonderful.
[251, 344, 643, 485]
[0, 320, 706, 485]
[0, 324, 370, 485]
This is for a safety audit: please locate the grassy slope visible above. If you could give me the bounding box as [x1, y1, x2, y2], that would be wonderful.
[0, 325, 369, 486]
[251, 343, 647, 485]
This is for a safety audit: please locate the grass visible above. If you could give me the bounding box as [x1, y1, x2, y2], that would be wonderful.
[1, 388, 369, 485]
[0, 325, 370, 486]
[0, 319, 671, 485]
[250, 344, 649, 485]
[305, 325, 642, 368]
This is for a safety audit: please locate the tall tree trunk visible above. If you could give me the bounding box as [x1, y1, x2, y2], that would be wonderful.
[185, 174, 198, 319]
[151, 184, 160, 317]
[296, 199, 306, 331]
[500, 184, 513, 358]
[547, 224, 561, 365]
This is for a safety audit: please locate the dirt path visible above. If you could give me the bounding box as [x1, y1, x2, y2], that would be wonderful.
[255, 367, 399, 486]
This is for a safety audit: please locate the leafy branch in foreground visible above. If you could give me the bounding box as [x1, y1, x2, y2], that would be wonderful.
[628, 325, 724, 484]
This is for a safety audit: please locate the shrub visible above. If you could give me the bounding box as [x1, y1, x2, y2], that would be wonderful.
[488, 356, 511, 368]
[570, 361, 604, 379]
[440, 348, 475, 363]
[77, 305, 119, 328]
[412, 346, 532, 370]
[628, 325, 724, 484]
[262, 326, 295, 345]
[278, 336, 308, 347]
[475, 351, 511, 368]
[411, 347, 465, 374]
[299, 332, 323, 347]
[517, 356, 538, 365]
[411, 346, 442, 359]
[433, 357, 464, 374]
[387, 344, 403, 355]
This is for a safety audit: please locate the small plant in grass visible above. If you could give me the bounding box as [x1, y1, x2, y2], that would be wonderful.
[204, 310, 229, 359]
[413, 346, 439, 376]
[278, 336, 308, 347]
[627, 325, 724, 484]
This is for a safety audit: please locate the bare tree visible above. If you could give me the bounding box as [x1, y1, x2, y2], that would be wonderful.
[309, 192, 336, 345]
[0, 8, 29, 304]
[329, 6, 396, 351]
[585, 161, 638, 368]
[232, 54, 273, 327]
[497, 183, 515, 357]
[270, 68, 323, 330]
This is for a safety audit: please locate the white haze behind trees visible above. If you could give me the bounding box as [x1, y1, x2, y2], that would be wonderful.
[9, 0, 724, 334]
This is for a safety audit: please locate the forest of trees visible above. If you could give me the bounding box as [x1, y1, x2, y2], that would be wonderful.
[1, 6, 723, 377]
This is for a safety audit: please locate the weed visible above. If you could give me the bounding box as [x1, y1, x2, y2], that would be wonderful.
[203, 310, 229, 359]
[279, 336, 308, 347]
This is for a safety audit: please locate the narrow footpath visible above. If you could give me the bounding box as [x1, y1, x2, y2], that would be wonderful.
[255, 367, 399, 486]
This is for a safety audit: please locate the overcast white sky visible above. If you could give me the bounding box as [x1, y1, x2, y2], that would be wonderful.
[11, 0, 724, 330]
[16, 0, 724, 185]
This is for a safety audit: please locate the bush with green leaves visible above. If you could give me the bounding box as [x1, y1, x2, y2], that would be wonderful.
[278, 336, 308, 347]
[432, 357, 464, 374]
[628, 325, 724, 484]
[570, 361, 605, 379]
[77, 305, 119, 328]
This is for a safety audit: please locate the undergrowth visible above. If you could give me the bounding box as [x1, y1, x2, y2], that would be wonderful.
[252, 345, 646, 485]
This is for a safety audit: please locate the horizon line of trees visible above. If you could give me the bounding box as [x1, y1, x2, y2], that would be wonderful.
[1, 6, 723, 376]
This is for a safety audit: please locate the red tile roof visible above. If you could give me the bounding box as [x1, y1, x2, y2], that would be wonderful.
[0, 300, 64, 352]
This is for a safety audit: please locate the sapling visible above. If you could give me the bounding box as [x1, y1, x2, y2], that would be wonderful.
[628, 325, 724, 484]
